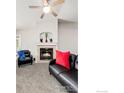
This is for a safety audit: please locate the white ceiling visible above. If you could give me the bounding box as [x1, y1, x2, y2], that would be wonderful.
[16, 0, 78, 29]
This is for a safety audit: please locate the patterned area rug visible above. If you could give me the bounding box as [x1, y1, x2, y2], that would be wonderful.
[16, 63, 67, 93]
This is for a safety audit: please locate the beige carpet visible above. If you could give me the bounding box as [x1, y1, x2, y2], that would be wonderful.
[16, 63, 67, 93]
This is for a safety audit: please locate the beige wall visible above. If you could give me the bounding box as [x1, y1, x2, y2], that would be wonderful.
[58, 21, 78, 54]
[16, 18, 58, 58]
[16, 19, 78, 58]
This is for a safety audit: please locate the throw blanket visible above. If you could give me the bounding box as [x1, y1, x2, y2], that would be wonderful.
[18, 51, 25, 61]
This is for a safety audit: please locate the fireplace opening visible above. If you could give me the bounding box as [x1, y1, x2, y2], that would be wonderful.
[40, 48, 53, 60]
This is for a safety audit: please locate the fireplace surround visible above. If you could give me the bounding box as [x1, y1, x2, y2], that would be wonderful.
[36, 43, 57, 63]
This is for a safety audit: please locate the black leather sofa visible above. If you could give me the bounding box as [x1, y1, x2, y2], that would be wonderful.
[18, 50, 33, 67]
[49, 54, 78, 93]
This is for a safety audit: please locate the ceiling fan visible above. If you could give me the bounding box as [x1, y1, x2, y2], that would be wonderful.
[29, 0, 64, 19]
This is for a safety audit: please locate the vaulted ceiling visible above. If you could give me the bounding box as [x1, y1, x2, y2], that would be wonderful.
[16, 0, 78, 29]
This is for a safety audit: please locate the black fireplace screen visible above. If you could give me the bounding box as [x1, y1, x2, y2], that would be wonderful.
[40, 48, 53, 60]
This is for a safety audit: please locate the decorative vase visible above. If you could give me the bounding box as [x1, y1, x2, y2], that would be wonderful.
[45, 33, 48, 43]
[45, 38, 48, 42]
[40, 39, 43, 43]
[50, 38, 53, 42]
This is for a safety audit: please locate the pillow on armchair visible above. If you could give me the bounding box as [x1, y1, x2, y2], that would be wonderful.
[18, 51, 25, 61]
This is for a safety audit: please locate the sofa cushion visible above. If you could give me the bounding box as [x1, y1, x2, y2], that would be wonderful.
[58, 70, 78, 92]
[56, 50, 70, 69]
[49, 64, 68, 76]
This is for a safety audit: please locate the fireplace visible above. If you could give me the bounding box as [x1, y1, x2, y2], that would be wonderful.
[36, 43, 57, 63]
[40, 48, 53, 60]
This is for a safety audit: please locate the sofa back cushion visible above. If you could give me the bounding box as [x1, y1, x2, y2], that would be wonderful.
[56, 50, 70, 69]
[69, 54, 77, 70]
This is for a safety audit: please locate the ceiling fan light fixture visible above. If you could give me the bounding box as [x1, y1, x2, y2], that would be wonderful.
[43, 6, 51, 13]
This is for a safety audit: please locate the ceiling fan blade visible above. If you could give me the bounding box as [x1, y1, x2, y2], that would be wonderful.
[51, 10, 58, 17]
[42, 0, 49, 6]
[40, 13, 45, 19]
[52, 0, 64, 6]
[29, 6, 41, 8]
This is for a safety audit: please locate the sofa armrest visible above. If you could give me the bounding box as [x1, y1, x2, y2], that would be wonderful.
[75, 61, 78, 70]
[75, 55, 78, 70]
[49, 59, 56, 65]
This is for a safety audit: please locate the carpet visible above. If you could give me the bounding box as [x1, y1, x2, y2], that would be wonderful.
[16, 63, 67, 93]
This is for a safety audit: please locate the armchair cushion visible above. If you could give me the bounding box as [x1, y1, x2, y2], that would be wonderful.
[24, 50, 30, 57]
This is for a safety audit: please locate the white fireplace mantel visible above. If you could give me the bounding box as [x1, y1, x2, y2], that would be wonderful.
[36, 43, 57, 46]
[36, 43, 58, 63]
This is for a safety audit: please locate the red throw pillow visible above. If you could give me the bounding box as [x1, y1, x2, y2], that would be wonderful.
[56, 50, 70, 69]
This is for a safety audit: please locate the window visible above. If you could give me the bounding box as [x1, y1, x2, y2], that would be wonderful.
[16, 35, 21, 51]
